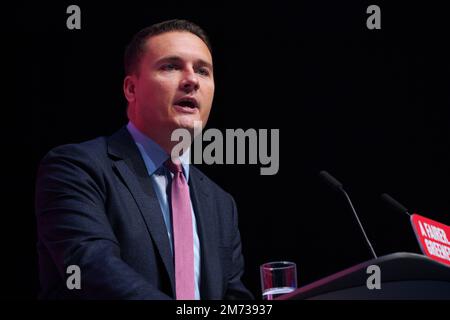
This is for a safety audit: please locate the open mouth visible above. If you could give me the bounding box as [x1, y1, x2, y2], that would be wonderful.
[174, 97, 199, 109]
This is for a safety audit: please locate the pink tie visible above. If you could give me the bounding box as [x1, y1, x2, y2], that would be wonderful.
[165, 159, 195, 300]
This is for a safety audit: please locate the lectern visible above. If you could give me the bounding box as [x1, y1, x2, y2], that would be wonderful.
[278, 252, 450, 299]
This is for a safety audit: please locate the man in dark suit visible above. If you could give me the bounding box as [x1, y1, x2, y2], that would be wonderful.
[35, 19, 253, 300]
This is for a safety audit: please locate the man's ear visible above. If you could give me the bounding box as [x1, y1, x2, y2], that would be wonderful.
[123, 75, 137, 103]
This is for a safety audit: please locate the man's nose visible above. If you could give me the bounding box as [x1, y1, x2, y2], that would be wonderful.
[179, 69, 199, 92]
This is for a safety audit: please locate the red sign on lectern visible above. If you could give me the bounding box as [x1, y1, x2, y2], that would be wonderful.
[411, 213, 450, 266]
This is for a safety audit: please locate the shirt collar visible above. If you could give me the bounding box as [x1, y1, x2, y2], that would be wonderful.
[126, 121, 190, 181]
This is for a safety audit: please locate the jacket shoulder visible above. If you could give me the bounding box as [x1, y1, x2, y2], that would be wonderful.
[44, 136, 108, 160]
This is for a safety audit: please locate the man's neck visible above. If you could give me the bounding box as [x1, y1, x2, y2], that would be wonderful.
[129, 120, 192, 157]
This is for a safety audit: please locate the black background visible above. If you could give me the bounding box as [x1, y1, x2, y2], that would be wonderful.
[5, 0, 449, 299]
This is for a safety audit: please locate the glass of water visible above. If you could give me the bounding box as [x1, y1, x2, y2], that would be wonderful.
[260, 261, 297, 300]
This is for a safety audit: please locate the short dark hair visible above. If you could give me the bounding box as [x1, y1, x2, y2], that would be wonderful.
[124, 19, 212, 76]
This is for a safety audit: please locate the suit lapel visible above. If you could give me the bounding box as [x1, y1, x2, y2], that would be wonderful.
[107, 127, 175, 296]
[189, 167, 224, 299]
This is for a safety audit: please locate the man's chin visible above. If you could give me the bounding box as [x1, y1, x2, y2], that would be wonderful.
[174, 116, 204, 132]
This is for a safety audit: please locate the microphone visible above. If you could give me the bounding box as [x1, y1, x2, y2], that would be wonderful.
[319, 170, 378, 259]
[381, 193, 411, 217]
[319, 170, 343, 191]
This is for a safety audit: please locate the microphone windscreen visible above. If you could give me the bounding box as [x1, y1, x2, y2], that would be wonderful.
[319, 170, 343, 192]
[381, 193, 409, 214]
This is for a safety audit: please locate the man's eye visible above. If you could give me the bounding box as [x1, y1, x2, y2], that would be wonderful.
[197, 68, 210, 76]
[161, 64, 178, 71]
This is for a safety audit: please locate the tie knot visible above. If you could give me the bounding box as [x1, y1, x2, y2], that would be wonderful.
[164, 159, 183, 174]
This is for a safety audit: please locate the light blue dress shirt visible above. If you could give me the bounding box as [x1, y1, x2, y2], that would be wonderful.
[127, 122, 201, 300]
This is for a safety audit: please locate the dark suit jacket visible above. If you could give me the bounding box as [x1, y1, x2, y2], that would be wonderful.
[35, 127, 253, 300]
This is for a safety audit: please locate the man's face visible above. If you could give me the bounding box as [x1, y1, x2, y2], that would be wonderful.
[128, 31, 214, 143]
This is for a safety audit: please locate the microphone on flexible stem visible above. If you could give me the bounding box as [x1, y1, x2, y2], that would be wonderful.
[380, 193, 411, 217]
[319, 170, 378, 259]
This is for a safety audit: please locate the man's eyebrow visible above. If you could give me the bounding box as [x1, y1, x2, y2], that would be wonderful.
[195, 59, 214, 70]
[156, 55, 213, 70]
